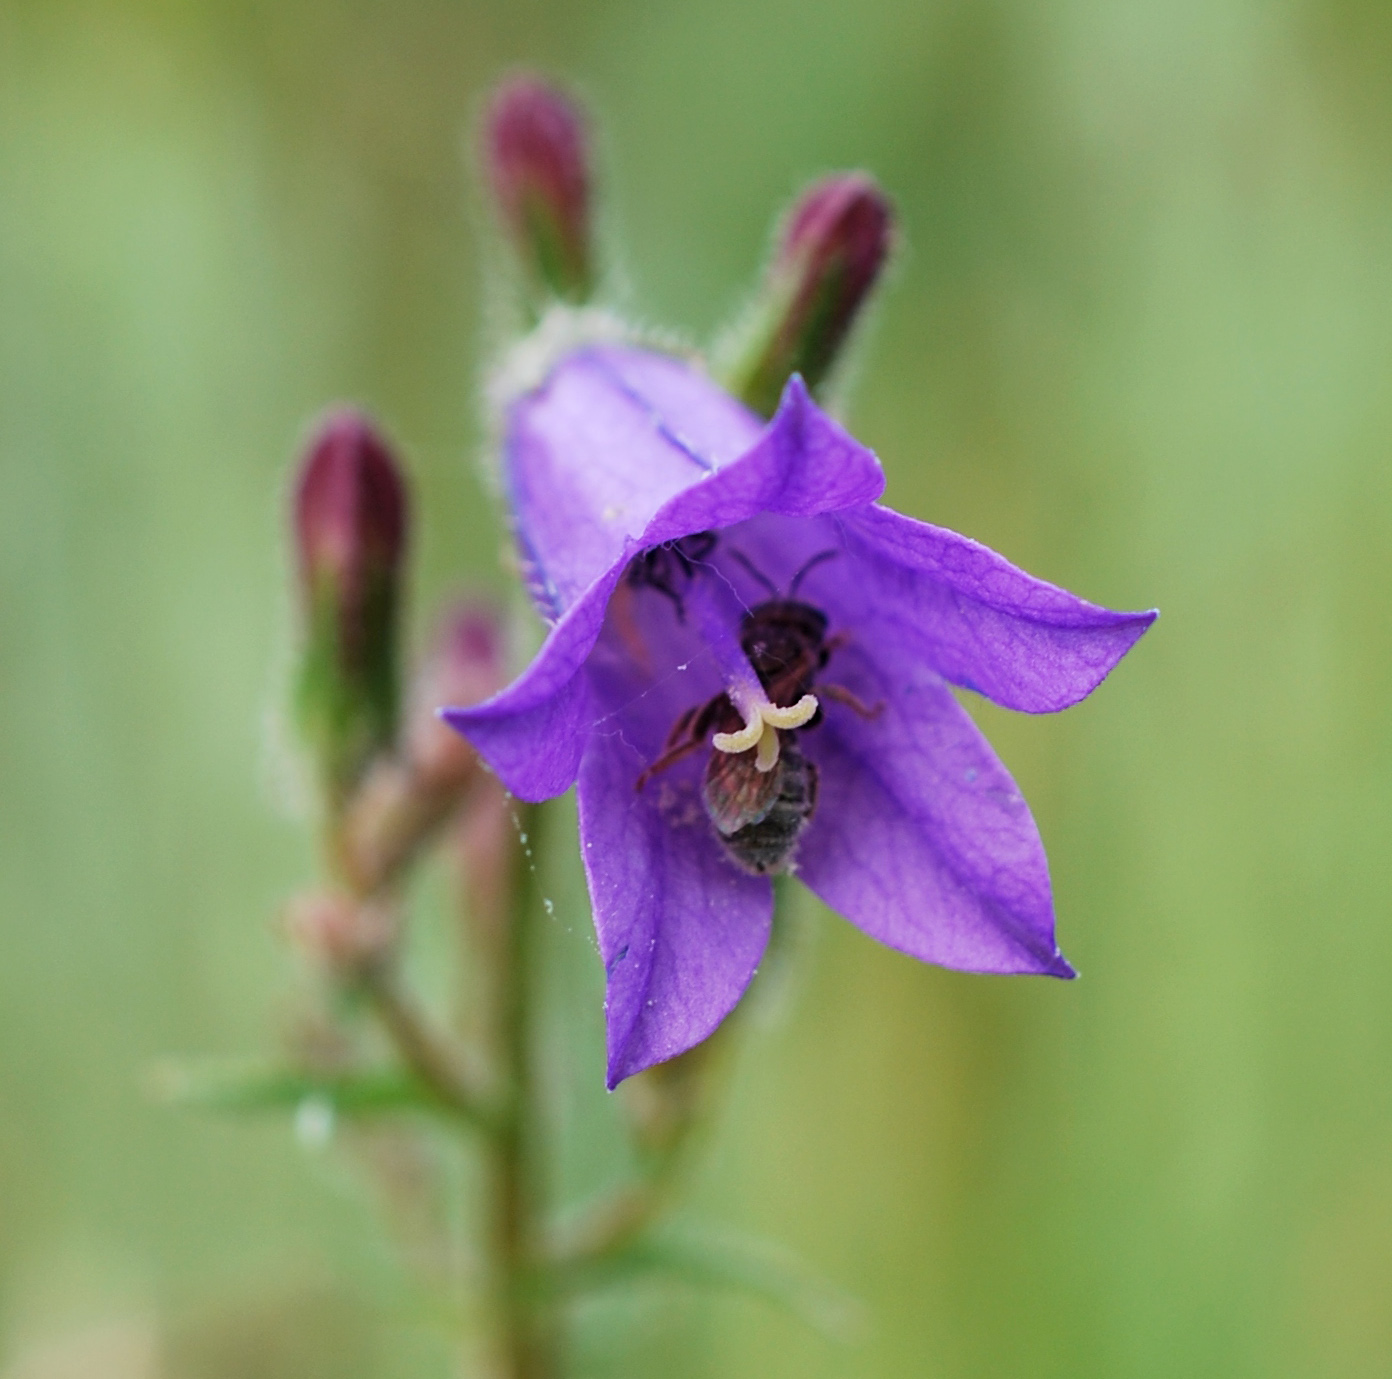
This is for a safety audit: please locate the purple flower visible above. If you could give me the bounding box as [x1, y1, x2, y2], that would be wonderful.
[445, 344, 1155, 1087]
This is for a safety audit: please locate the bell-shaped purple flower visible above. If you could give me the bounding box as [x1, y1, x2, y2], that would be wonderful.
[445, 344, 1154, 1087]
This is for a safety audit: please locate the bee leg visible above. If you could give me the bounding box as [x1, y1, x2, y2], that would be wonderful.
[648, 574, 687, 622]
[683, 530, 719, 562]
[818, 632, 850, 671]
[626, 554, 688, 622]
[635, 692, 738, 791]
[634, 734, 707, 792]
[665, 703, 702, 745]
[762, 657, 819, 707]
[634, 705, 707, 791]
[821, 683, 884, 720]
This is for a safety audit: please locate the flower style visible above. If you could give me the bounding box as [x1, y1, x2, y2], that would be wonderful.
[445, 342, 1155, 1087]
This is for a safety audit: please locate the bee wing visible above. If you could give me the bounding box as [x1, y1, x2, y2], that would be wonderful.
[702, 748, 783, 836]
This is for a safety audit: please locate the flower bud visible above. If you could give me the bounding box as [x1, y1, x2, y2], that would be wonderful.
[483, 76, 595, 306]
[293, 410, 409, 808]
[723, 172, 893, 417]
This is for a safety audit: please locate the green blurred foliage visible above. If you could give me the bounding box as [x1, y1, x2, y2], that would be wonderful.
[3, 0, 1392, 1375]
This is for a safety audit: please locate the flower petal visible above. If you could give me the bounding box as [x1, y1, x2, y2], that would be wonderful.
[577, 559, 773, 1087]
[795, 640, 1074, 977]
[831, 504, 1156, 712]
[440, 573, 614, 801]
[577, 669, 773, 1089]
[446, 372, 883, 800]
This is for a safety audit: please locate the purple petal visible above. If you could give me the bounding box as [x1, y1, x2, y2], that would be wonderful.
[440, 573, 614, 801]
[830, 504, 1156, 712]
[577, 693, 772, 1089]
[447, 371, 883, 799]
[578, 545, 773, 1087]
[505, 346, 766, 616]
[796, 639, 1074, 977]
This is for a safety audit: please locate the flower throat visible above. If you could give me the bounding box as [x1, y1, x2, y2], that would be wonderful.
[633, 539, 859, 875]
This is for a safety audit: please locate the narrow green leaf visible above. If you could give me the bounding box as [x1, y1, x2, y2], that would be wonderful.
[147, 1057, 446, 1118]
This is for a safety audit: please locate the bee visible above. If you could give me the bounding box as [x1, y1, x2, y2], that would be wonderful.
[637, 550, 877, 876]
[703, 733, 820, 876]
[624, 531, 718, 621]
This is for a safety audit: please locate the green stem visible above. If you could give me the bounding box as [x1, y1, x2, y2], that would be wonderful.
[320, 792, 538, 1368]
[486, 801, 556, 1379]
[544, 1170, 677, 1270]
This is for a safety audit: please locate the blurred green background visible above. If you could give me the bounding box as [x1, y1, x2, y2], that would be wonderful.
[4, 0, 1392, 1375]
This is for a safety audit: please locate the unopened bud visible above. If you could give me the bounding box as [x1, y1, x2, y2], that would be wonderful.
[483, 76, 595, 306]
[293, 410, 409, 808]
[723, 172, 893, 417]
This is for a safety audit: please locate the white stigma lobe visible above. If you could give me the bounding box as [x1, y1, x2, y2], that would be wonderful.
[712, 693, 818, 773]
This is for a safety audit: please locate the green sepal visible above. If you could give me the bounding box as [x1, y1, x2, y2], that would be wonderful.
[295, 569, 400, 809]
[722, 266, 854, 419]
[520, 196, 595, 311]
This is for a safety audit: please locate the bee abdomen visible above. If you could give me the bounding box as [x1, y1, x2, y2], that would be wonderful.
[718, 742, 819, 876]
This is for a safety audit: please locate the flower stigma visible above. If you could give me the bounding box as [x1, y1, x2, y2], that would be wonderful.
[712, 690, 818, 772]
[659, 547, 822, 773]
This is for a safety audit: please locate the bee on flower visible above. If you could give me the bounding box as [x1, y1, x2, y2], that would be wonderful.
[449, 83, 1156, 1089]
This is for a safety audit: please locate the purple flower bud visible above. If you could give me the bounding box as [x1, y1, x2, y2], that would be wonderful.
[295, 412, 407, 598]
[292, 410, 409, 806]
[483, 76, 594, 305]
[725, 172, 893, 417]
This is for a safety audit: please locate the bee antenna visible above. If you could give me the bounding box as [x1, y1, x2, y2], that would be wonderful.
[726, 548, 778, 597]
[788, 549, 840, 597]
